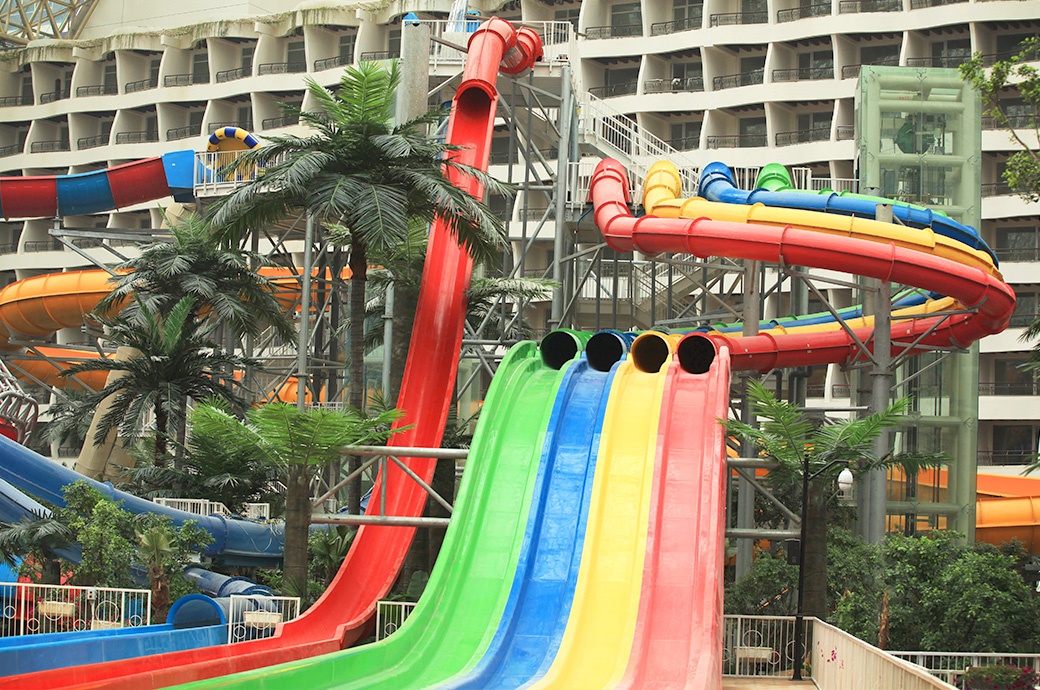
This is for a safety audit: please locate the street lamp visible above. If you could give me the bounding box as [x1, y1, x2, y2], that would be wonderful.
[792, 457, 854, 681]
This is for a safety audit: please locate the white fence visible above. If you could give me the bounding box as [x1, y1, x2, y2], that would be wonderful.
[890, 651, 1040, 687]
[375, 600, 417, 641]
[0, 582, 150, 636]
[724, 614, 801, 677]
[152, 497, 270, 520]
[227, 594, 301, 643]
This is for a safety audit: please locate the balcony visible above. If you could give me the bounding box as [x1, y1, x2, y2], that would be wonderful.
[982, 114, 1035, 130]
[77, 134, 109, 149]
[164, 74, 207, 87]
[0, 95, 29, 107]
[644, 77, 703, 93]
[257, 62, 306, 76]
[315, 55, 350, 71]
[359, 51, 399, 61]
[40, 88, 70, 104]
[23, 239, 63, 252]
[29, 139, 69, 153]
[1010, 312, 1039, 328]
[841, 59, 899, 78]
[586, 23, 643, 39]
[0, 243, 15, 253]
[995, 247, 1040, 262]
[125, 77, 158, 93]
[980, 44, 1040, 67]
[115, 130, 159, 144]
[909, 0, 967, 8]
[216, 67, 250, 83]
[668, 134, 701, 150]
[777, 2, 831, 22]
[0, 144, 20, 157]
[981, 182, 1029, 197]
[707, 134, 768, 149]
[837, 124, 855, 140]
[211, 121, 253, 132]
[76, 84, 117, 97]
[712, 70, 764, 90]
[775, 127, 831, 146]
[772, 66, 833, 82]
[588, 81, 639, 98]
[978, 451, 1035, 466]
[167, 125, 200, 141]
[709, 11, 767, 26]
[261, 114, 300, 129]
[979, 381, 1040, 396]
[650, 14, 702, 35]
[838, 0, 900, 11]
[906, 55, 970, 69]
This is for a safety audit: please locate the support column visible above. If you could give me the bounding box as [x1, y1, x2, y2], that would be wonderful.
[864, 204, 893, 543]
[736, 260, 761, 577]
[551, 63, 572, 330]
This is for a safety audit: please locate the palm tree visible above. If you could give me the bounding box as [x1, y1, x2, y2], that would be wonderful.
[186, 401, 400, 593]
[63, 297, 256, 467]
[137, 526, 172, 621]
[95, 211, 295, 345]
[0, 513, 75, 584]
[207, 60, 509, 513]
[725, 380, 945, 620]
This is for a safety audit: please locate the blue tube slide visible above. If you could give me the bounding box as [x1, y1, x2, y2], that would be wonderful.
[696, 161, 997, 264]
[444, 359, 614, 689]
[0, 435, 284, 566]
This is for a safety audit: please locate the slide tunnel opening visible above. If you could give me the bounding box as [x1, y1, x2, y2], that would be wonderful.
[678, 335, 717, 375]
[632, 334, 671, 373]
[586, 331, 626, 372]
[540, 330, 580, 370]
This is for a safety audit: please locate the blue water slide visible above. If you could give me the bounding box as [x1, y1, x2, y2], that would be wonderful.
[443, 359, 614, 689]
[696, 161, 997, 264]
[0, 435, 284, 566]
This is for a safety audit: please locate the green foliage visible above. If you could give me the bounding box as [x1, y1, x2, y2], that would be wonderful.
[724, 548, 797, 615]
[308, 526, 355, 587]
[957, 664, 1040, 690]
[961, 38, 1040, 204]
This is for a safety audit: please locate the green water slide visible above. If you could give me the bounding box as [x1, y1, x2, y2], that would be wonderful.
[176, 341, 569, 690]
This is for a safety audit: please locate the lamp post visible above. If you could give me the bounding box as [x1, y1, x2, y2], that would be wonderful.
[792, 458, 855, 681]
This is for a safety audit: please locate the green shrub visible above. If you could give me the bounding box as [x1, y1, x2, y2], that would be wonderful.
[956, 664, 1039, 690]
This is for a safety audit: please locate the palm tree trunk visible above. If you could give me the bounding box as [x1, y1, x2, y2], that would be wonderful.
[283, 463, 311, 592]
[154, 406, 168, 468]
[347, 241, 368, 516]
[803, 481, 830, 620]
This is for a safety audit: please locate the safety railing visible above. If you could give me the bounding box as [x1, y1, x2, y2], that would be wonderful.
[29, 139, 69, 152]
[258, 61, 306, 75]
[776, 127, 832, 146]
[167, 125, 200, 141]
[841, 59, 899, 78]
[588, 81, 638, 98]
[375, 600, 417, 640]
[644, 77, 703, 93]
[995, 246, 1040, 262]
[152, 497, 270, 520]
[0, 582, 150, 636]
[778, 2, 833, 21]
[982, 114, 1036, 130]
[706, 134, 768, 149]
[227, 594, 300, 643]
[772, 66, 834, 82]
[979, 381, 1040, 396]
[78, 134, 108, 149]
[125, 77, 158, 93]
[40, 88, 70, 104]
[977, 451, 1035, 466]
[724, 615, 801, 677]
[76, 83, 117, 97]
[314, 55, 349, 71]
[839, 0, 901, 11]
[891, 652, 1040, 686]
[0, 95, 29, 106]
[216, 67, 250, 83]
[810, 177, 859, 193]
[261, 114, 300, 130]
[710, 11, 768, 26]
[906, 55, 971, 68]
[813, 622, 956, 688]
[909, 0, 966, 8]
[411, 20, 572, 68]
[115, 130, 158, 144]
[586, 23, 643, 39]
[650, 14, 702, 35]
[713, 70, 765, 90]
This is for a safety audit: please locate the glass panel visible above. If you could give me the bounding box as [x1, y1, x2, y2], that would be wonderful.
[611, 2, 642, 27]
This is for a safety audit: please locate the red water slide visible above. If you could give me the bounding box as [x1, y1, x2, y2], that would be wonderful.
[1, 18, 541, 690]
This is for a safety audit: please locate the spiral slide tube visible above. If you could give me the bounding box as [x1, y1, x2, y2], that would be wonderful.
[0, 17, 543, 690]
[593, 159, 1014, 372]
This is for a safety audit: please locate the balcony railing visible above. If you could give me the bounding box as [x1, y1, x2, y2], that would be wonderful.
[910, 0, 967, 8]
[712, 70, 764, 90]
[29, 139, 70, 153]
[359, 51, 399, 61]
[836, 124, 855, 140]
[775, 127, 831, 146]
[978, 451, 1035, 466]
[314, 55, 350, 71]
[650, 14, 702, 35]
[707, 134, 768, 149]
[980, 44, 1040, 67]
[77, 134, 108, 149]
[772, 66, 833, 81]
[257, 61, 306, 75]
[588, 81, 639, 98]
[23, 239, 63, 252]
[164, 73, 207, 87]
[807, 383, 854, 398]
[210, 121, 253, 133]
[838, 0, 901, 11]
[981, 182, 1029, 197]
[586, 23, 643, 39]
[981, 114, 1035, 130]
[0, 95, 29, 107]
[76, 83, 117, 97]
[0, 243, 16, 253]
[906, 55, 970, 68]
[0, 144, 20, 157]
[668, 134, 701, 150]
[261, 114, 300, 129]
[841, 59, 899, 78]
[39, 88, 70, 104]
[979, 381, 1040, 396]
[644, 77, 703, 93]
[777, 2, 832, 22]
[994, 246, 1040, 262]
[125, 77, 158, 93]
[216, 67, 250, 83]
[115, 130, 159, 144]
[1010, 312, 1039, 328]
[166, 125, 200, 141]
[709, 11, 767, 26]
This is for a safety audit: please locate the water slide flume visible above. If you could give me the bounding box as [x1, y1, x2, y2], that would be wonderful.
[0, 17, 543, 690]
[591, 158, 1014, 371]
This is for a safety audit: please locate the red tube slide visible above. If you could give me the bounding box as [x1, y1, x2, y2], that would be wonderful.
[3, 17, 541, 690]
[590, 159, 1014, 371]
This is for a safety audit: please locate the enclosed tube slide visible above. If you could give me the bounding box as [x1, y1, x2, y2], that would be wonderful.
[0, 17, 543, 690]
[592, 158, 1015, 372]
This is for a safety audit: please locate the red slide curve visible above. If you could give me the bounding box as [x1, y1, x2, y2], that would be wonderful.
[2, 18, 542, 690]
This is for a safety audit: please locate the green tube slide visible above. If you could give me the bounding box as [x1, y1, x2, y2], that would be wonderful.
[175, 340, 570, 690]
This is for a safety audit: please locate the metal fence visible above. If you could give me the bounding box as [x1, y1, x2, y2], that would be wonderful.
[890, 652, 1040, 686]
[152, 497, 270, 520]
[724, 615, 801, 677]
[0, 582, 150, 636]
[227, 594, 300, 643]
[375, 600, 417, 641]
